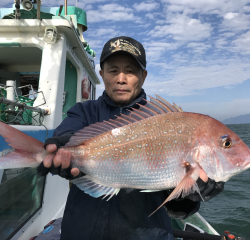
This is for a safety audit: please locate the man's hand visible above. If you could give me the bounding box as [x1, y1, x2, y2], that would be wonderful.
[43, 144, 80, 177]
[37, 134, 84, 179]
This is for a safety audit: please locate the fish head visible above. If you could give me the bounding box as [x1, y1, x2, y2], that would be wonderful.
[193, 117, 250, 182]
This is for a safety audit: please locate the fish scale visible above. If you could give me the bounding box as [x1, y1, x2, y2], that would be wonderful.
[0, 95, 250, 214]
[69, 113, 204, 190]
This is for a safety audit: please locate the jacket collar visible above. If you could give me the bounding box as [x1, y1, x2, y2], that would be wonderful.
[102, 89, 147, 109]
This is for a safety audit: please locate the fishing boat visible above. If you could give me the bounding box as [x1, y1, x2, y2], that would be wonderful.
[0, 1, 232, 240]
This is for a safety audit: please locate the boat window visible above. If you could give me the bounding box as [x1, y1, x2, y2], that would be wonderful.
[0, 46, 43, 125]
[0, 168, 45, 240]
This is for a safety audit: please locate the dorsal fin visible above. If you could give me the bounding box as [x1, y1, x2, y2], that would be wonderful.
[65, 95, 183, 147]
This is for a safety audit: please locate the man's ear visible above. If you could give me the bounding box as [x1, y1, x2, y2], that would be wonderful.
[99, 69, 103, 79]
[142, 70, 147, 85]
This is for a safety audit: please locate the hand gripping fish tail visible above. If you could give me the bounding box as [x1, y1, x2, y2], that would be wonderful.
[0, 95, 250, 216]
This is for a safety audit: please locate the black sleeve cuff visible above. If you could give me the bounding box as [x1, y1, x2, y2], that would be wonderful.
[44, 134, 73, 150]
[185, 178, 225, 202]
[164, 197, 200, 219]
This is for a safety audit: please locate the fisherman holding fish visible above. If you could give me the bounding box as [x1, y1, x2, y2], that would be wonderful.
[0, 35, 249, 239]
[35, 36, 227, 240]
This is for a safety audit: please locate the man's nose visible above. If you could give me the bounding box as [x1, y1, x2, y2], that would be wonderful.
[116, 72, 127, 84]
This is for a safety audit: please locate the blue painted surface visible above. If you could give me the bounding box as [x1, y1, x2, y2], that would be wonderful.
[0, 129, 54, 152]
[43, 225, 54, 234]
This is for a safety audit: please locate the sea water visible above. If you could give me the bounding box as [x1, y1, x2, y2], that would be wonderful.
[199, 123, 250, 238]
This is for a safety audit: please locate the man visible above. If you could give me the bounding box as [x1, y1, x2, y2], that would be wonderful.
[38, 36, 224, 240]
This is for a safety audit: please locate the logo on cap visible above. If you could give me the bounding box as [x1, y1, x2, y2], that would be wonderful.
[109, 39, 141, 57]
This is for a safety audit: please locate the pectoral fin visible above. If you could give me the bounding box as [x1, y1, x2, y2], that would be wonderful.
[149, 167, 203, 217]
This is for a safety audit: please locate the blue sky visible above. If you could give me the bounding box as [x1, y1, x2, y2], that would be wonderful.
[1, 0, 250, 121]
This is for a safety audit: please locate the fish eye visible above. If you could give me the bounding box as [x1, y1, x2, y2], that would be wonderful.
[223, 140, 231, 148]
[220, 135, 232, 148]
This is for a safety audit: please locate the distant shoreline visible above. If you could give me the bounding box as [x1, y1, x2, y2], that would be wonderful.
[225, 123, 250, 125]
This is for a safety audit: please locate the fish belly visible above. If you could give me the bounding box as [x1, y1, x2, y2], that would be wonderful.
[70, 113, 194, 190]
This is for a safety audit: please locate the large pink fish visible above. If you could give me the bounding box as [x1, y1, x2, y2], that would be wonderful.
[0, 95, 250, 214]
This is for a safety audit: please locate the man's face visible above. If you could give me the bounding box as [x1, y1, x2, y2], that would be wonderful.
[99, 54, 147, 106]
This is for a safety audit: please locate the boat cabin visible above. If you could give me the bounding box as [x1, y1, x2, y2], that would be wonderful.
[0, 2, 99, 239]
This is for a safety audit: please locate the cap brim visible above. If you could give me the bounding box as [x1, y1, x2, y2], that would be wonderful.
[101, 50, 146, 70]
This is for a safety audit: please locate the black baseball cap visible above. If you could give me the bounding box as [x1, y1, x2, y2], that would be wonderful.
[100, 36, 146, 70]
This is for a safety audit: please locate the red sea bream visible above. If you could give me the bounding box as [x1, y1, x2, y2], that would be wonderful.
[0, 95, 250, 213]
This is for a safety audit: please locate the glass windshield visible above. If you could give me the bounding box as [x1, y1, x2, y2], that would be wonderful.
[0, 168, 45, 240]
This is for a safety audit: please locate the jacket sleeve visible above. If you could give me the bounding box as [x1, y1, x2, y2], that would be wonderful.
[53, 102, 93, 137]
[162, 177, 225, 219]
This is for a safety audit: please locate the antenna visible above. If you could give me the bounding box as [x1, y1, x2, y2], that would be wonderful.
[64, 0, 67, 15]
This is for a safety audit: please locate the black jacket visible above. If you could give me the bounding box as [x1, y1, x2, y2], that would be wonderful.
[39, 89, 224, 240]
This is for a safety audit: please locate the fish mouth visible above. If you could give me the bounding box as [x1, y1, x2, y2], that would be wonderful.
[243, 156, 250, 170]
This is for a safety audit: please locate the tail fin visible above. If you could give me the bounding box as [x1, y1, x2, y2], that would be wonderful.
[0, 122, 46, 169]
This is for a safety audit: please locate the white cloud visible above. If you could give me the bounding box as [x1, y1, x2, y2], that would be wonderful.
[224, 12, 239, 20]
[215, 38, 228, 49]
[178, 98, 250, 121]
[144, 41, 181, 62]
[84, 39, 104, 49]
[95, 64, 105, 98]
[162, 0, 250, 16]
[143, 58, 250, 97]
[148, 15, 212, 41]
[186, 42, 211, 53]
[231, 31, 250, 55]
[221, 12, 250, 32]
[167, 4, 185, 12]
[95, 28, 120, 37]
[133, 2, 160, 12]
[145, 13, 155, 20]
[98, 4, 133, 12]
[242, 5, 250, 12]
[155, 20, 166, 24]
[87, 4, 141, 23]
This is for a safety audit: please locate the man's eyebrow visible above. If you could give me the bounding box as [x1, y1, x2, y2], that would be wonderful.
[107, 65, 119, 68]
[124, 64, 136, 68]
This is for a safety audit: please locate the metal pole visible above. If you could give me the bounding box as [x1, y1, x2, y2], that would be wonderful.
[76, 0, 77, 7]
[6, 81, 16, 111]
[15, 0, 21, 19]
[6, 81, 16, 122]
[37, 0, 41, 19]
[64, 0, 67, 15]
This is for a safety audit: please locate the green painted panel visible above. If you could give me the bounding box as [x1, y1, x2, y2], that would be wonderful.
[0, 42, 20, 47]
[171, 218, 183, 230]
[56, 6, 87, 31]
[63, 60, 77, 120]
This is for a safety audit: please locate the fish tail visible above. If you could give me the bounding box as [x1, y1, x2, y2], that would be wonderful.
[0, 122, 45, 169]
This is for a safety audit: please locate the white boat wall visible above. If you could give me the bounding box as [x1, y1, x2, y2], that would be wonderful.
[0, 2, 100, 239]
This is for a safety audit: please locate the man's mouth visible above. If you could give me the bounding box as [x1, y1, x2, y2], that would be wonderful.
[115, 89, 129, 93]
